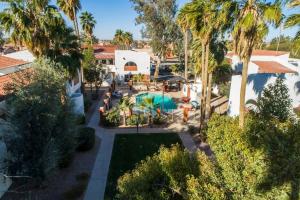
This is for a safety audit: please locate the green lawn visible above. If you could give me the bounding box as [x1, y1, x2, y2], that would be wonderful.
[104, 133, 182, 199]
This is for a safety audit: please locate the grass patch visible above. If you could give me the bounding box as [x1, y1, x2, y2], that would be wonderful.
[104, 133, 182, 199]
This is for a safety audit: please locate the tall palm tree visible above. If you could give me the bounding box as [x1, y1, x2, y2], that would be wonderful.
[57, 0, 81, 37]
[182, 0, 234, 127]
[0, 0, 63, 57]
[80, 11, 96, 41]
[232, 0, 282, 127]
[285, 0, 300, 54]
[206, 40, 227, 117]
[177, 4, 190, 80]
[114, 29, 124, 45]
[123, 32, 133, 49]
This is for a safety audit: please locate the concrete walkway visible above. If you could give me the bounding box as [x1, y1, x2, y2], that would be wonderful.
[84, 99, 115, 200]
[179, 133, 198, 153]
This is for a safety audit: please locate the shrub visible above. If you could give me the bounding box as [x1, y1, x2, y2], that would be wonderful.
[58, 151, 75, 169]
[3, 58, 76, 181]
[101, 107, 120, 127]
[76, 114, 86, 125]
[126, 114, 147, 126]
[76, 127, 95, 151]
[153, 115, 167, 125]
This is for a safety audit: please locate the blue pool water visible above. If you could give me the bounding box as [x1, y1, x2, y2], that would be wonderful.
[136, 93, 177, 112]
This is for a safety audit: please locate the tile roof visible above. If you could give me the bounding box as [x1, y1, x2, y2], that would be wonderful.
[0, 56, 28, 70]
[253, 61, 296, 74]
[94, 54, 115, 60]
[226, 50, 289, 57]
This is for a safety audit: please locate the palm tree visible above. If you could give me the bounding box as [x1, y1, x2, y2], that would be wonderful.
[119, 97, 134, 125]
[114, 29, 124, 45]
[183, 0, 234, 127]
[232, 0, 282, 127]
[0, 0, 81, 75]
[57, 0, 81, 37]
[177, 4, 190, 80]
[0, 0, 64, 57]
[285, 0, 300, 54]
[206, 40, 227, 117]
[139, 97, 156, 125]
[123, 32, 133, 49]
[80, 11, 96, 42]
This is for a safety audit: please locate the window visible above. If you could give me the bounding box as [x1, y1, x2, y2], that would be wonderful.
[124, 61, 137, 71]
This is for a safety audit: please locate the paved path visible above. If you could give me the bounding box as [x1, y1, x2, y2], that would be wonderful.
[84, 98, 115, 200]
[179, 133, 198, 153]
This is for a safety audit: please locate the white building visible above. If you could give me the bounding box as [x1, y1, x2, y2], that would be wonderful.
[108, 50, 151, 83]
[227, 50, 300, 116]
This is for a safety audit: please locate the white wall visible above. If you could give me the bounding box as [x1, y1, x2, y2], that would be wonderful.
[114, 50, 150, 81]
[4, 50, 35, 62]
[228, 74, 300, 116]
[182, 82, 202, 102]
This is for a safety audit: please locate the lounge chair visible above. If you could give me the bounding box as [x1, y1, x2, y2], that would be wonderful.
[191, 100, 200, 110]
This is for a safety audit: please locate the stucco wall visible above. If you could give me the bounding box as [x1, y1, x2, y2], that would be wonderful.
[114, 50, 150, 81]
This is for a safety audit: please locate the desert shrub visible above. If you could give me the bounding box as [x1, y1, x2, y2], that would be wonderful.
[153, 115, 167, 125]
[218, 82, 231, 97]
[102, 107, 120, 127]
[76, 114, 86, 125]
[76, 127, 95, 151]
[126, 114, 147, 126]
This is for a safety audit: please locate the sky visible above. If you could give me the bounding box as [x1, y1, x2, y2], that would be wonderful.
[0, 0, 299, 41]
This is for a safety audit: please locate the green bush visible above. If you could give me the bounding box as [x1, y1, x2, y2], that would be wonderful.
[126, 114, 147, 126]
[101, 107, 120, 127]
[153, 115, 167, 125]
[76, 114, 86, 125]
[58, 151, 75, 169]
[76, 127, 95, 151]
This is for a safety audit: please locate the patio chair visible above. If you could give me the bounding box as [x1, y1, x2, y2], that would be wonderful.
[191, 101, 200, 110]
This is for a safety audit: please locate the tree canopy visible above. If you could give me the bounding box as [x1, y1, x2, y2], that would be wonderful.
[2, 58, 76, 181]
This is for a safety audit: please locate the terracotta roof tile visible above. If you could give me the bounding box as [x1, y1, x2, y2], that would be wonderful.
[226, 50, 289, 57]
[0, 56, 28, 69]
[253, 61, 296, 74]
[94, 54, 115, 60]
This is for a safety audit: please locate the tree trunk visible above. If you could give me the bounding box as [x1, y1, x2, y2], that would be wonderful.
[200, 43, 210, 127]
[239, 58, 250, 128]
[206, 73, 213, 118]
[154, 57, 161, 86]
[184, 30, 188, 80]
[73, 8, 80, 37]
[200, 41, 206, 128]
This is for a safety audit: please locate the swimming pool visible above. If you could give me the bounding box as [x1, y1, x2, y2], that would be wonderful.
[135, 93, 177, 112]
